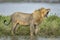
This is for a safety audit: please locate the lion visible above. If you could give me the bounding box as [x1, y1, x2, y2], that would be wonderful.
[4, 8, 50, 36]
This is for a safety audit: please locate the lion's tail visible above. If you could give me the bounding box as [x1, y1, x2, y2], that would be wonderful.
[4, 18, 12, 26]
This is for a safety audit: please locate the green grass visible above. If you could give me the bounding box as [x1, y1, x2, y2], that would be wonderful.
[0, 15, 60, 37]
[39, 15, 60, 37]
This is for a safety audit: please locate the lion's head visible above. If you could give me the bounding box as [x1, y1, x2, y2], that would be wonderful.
[33, 8, 50, 18]
[33, 8, 50, 24]
[40, 8, 50, 17]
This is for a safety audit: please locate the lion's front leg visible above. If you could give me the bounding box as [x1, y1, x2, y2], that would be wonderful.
[30, 21, 35, 40]
[35, 25, 39, 35]
[30, 24, 35, 37]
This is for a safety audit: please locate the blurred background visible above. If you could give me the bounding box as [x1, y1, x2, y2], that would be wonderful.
[0, 0, 60, 3]
[0, 0, 60, 16]
[0, 0, 60, 40]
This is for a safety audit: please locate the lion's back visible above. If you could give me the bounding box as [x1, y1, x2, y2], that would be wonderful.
[11, 12, 33, 25]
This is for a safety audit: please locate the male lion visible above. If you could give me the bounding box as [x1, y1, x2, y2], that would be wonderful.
[4, 8, 50, 36]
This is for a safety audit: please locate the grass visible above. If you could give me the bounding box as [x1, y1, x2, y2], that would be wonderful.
[0, 15, 60, 37]
[39, 15, 60, 37]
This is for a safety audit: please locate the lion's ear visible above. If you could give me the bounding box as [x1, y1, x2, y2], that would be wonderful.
[47, 9, 50, 11]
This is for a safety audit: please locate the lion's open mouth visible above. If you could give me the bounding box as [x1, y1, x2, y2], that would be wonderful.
[45, 11, 49, 17]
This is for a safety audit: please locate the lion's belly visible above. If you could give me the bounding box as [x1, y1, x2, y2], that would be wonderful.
[17, 20, 30, 25]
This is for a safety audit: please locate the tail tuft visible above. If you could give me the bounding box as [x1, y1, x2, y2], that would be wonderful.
[4, 19, 11, 26]
[4, 20, 6, 23]
[4, 20, 8, 26]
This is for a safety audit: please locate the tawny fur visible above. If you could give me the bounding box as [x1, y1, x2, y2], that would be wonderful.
[4, 8, 50, 35]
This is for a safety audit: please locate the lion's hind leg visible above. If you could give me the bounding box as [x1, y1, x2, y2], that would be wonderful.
[11, 22, 18, 35]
